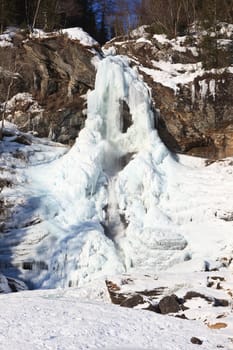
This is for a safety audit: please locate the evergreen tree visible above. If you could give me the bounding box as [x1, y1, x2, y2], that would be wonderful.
[0, 0, 17, 33]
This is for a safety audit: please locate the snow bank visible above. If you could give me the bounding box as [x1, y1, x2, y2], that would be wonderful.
[0, 28, 17, 47]
[61, 27, 98, 47]
[31, 27, 98, 47]
[0, 33, 14, 47]
[0, 289, 229, 350]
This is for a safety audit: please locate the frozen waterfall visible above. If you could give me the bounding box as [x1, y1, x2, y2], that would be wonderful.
[0, 55, 188, 289]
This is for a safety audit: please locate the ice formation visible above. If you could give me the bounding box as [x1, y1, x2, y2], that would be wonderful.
[2, 54, 232, 290]
[33, 54, 187, 287]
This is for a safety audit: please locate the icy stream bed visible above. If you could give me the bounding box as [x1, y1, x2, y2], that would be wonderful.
[0, 55, 233, 290]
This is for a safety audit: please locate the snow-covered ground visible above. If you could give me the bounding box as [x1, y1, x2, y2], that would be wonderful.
[0, 288, 231, 350]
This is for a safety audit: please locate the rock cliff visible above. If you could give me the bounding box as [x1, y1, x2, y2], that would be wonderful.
[0, 28, 101, 144]
[104, 24, 233, 158]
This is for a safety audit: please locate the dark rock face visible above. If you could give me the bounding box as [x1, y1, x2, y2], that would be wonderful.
[0, 31, 101, 145]
[157, 72, 233, 159]
[105, 28, 233, 159]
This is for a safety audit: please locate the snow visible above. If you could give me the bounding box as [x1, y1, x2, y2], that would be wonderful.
[61, 28, 99, 47]
[0, 33, 13, 47]
[130, 25, 149, 38]
[136, 37, 152, 44]
[140, 61, 204, 92]
[0, 28, 16, 47]
[140, 59, 231, 93]
[153, 33, 199, 56]
[0, 288, 230, 350]
[30, 27, 98, 47]
[1, 92, 43, 114]
[219, 23, 233, 37]
[153, 34, 170, 45]
[109, 26, 232, 96]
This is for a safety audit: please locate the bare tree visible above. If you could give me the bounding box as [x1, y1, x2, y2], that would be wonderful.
[32, 0, 42, 31]
[136, 0, 197, 37]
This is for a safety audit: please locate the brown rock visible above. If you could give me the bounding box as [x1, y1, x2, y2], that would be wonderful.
[120, 294, 144, 308]
[207, 322, 227, 329]
[158, 294, 182, 314]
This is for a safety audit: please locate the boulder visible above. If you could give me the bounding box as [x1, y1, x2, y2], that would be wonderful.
[190, 337, 203, 345]
[120, 294, 144, 308]
[158, 294, 182, 314]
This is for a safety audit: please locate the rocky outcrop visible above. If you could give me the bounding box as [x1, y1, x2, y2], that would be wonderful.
[105, 25, 233, 158]
[0, 273, 28, 293]
[156, 72, 233, 159]
[0, 29, 101, 144]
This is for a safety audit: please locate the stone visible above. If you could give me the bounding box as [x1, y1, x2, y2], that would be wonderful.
[190, 337, 203, 345]
[207, 322, 227, 329]
[183, 291, 212, 302]
[158, 294, 182, 314]
[120, 294, 144, 308]
[213, 298, 229, 307]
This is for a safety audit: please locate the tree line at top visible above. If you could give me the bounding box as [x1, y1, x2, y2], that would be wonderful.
[0, 0, 233, 44]
[138, 0, 233, 38]
[0, 0, 135, 44]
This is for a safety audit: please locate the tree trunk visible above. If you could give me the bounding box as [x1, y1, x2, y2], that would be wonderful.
[32, 0, 42, 31]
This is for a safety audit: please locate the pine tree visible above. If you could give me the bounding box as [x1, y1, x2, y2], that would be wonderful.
[0, 0, 17, 33]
